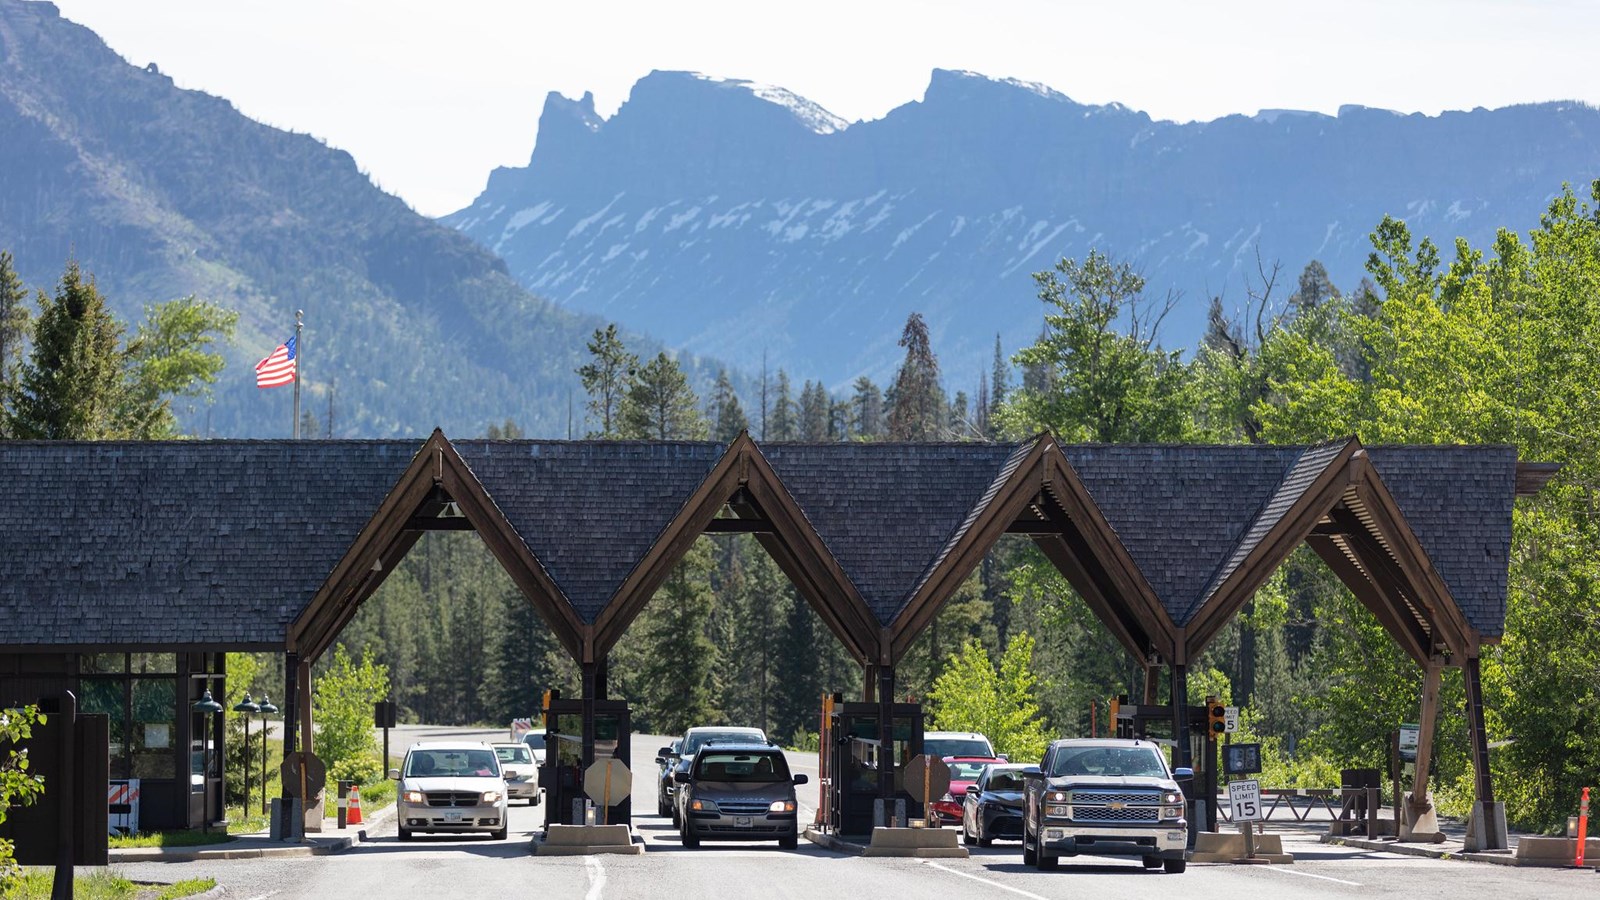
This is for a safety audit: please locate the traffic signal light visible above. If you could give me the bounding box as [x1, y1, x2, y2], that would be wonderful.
[1207, 698, 1227, 738]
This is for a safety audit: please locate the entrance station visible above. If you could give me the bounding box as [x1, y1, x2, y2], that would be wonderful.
[822, 700, 924, 836]
[0, 433, 1554, 849]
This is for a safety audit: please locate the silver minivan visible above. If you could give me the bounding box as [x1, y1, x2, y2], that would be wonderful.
[674, 743, 807, 849]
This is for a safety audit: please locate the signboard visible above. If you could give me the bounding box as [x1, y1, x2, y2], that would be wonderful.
[1222, 742, 1262, 776]
[509, 717, 533, 740]
[1224, 706, 1239, 734]
[1398, 723, 1419, 762]
[373, 700, 397, 729]
[903, 754, 952, 804]
[1227, 778, 1262, 823]
[583, 758, 631, 806]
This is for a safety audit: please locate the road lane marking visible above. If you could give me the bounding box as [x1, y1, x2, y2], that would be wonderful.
[584, 855, 606, 900]
[922, 861, 1050, 900]
[1261, 867, 1362, 887]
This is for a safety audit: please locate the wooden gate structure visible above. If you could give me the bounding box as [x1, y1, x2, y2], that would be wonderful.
[0, 431, 1556, 845]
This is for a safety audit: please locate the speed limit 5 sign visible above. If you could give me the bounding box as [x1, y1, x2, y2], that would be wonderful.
[1227, 779, 1263, 823]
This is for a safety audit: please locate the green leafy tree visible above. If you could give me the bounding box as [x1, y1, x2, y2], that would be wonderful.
[1000, 251, 1192, 442]
[312, 646, 389, 781]
[927, 636, 1051, 763]
[120, 297, 238, 439]
[577, 324, 637, 438]
[887, 312, 946, 440]
[620, 351, 707, 440]
[0, 705, 46, 886]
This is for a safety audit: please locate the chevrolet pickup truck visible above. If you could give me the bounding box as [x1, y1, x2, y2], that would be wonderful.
[1020, 738, 1190, 873]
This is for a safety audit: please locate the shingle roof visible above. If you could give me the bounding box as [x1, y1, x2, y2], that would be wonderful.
[0, 440, 420, 646]
[762, 442, 1025, 624]
[1366, 446, 1518, 639]
[453, 441, 726, 623]
[1063, 444, 1305, 627]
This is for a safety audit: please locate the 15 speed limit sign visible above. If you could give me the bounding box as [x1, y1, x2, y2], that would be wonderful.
[1228, 779, 1263, 823]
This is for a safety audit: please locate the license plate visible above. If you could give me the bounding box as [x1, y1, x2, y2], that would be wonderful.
[734, 816, 753, 828]
[445, 811, 463, 823]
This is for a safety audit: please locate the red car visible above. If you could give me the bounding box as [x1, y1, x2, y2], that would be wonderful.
[928, 757, 1005, 826]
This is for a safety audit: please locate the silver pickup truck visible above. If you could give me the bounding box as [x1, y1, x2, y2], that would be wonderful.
[1020, 738, 1190, 873]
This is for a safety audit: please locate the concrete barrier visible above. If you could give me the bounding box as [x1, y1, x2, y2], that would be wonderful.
[1514, 836, 1599, 867]
[862, 826, 968, 858]
[1189, 831, 1293, 864]
[534, 824, 643, 856]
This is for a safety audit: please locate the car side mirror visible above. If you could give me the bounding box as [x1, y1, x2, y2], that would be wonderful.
[1022, 765, 1042, 777]
[658, 747, 674, 759]
[997, 754, 1010, 762]
[792, 774, 809, 786]
[965, 785, 980, 795]
[387, 768, 400, 780]
[674, 771, 692, 784]
[1174, 767, 1194, 779]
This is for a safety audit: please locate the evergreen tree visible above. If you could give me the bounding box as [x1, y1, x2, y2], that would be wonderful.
[990, 333, 1009, 415]
[577, 324, 637, 438]
[887, 312, 946, 440]
[709, 369, 748, 441]
[1289, 260, 1341, 314]
[769, 370, 797, 440]
[974, 373, 990, 439]
[949, 390, 970, 438]
[799, 380, 829, 440]
[620, 352, 707, 440]
[851, 376, 883, 439]
[828, 398, 852, 440]
[634, 542, 721, 734]
[485, 418, 525, 439]
[7, 262, 124, 439]
[0, 251, 28, 395]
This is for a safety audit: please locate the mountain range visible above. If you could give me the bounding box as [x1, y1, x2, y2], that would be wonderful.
[0, 0, 717, 438]
[448, 69, 1600, 389]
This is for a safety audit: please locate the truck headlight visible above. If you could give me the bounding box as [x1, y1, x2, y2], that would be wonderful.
[1161, 805, 1183, 819]
[1162, 791, 1181, 804]
[768, 800, 796, 812]
[481, 790, 501, 803]
[1050, 791, 1068, 802]
[403, 790, 425, 804]
[1046, 804, 1071, 818]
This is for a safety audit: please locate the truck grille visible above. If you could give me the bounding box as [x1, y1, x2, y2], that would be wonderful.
[425, 791, 481, 807]
[1074, 805, 1159, 823]
[1072, 791, 1159, 806]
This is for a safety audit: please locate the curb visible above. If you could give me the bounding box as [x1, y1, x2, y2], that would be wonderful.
[110, 803, 396, 862]
[1323, 834, 1520, 866]
[803, 827, 864, 855]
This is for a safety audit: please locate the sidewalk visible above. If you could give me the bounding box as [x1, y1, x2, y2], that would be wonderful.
[1319, 816, 1536, 866]
[109, 803, 395, 862]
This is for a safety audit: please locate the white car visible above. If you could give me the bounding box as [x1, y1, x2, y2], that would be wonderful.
[390, 742, 509, 841]
[521, 731, 548, 767]
[492, 741, 541, 805]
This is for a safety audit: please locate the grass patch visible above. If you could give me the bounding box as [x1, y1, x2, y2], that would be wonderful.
[154, 878, 215, 899]
[1, 869, 136, 899]
[108, 829, 235, 849]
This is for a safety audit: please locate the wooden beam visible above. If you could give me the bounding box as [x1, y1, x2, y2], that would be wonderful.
[701, 518, 775, 533]
[1004, 520, 1060, 535]
[1412, 659, 1443, 805]
[1515, 461, 1561, 497]
[1306, 534, 1430, 665]
[403, 516, 476, 531]
[1346, 481, 1474, 656]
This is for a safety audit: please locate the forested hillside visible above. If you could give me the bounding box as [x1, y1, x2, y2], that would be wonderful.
[299, 182, 1600, 834]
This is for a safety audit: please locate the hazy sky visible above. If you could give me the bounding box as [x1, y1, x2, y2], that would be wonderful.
[51, 0, 1600, 217]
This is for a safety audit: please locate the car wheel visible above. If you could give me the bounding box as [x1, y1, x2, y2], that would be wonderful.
[682, 827, 700, 848]
[490, 823, 508, 841]
[779, 831, 798, 850]
[1022, 832, 1037, 866]
[397, 826, 413, 842]
[672, 808, 681, 829]
[978, 835, 994, 848]
[1141, 855, 1162, 869]
[962, 826, 974, 846]
[658, 796, 671, 817]
[1163, 858, 1187, 874]
[1035, 850, 1058, 870]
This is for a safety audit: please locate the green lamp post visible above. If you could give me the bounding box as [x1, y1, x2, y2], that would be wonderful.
[192, 689, 225, 829]
[233, 693, 260, 817]
[257, 695, 279, 816]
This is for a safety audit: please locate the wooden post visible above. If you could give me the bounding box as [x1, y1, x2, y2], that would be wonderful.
[1143, 664, 1160, 706]
[1411, 659, 1442, 807]
[297, 658, 313, 756]
[863, 664, 877, 703]
[1463, 656, 1495, 803]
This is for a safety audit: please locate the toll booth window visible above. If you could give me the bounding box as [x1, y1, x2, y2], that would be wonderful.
[80, 653, 126, 674]
[79, 677, 128, 777]
[1048, 747, 1167, 778]
[131, 678, 175, 780]
[695, 752, 790, 782]
[130, 653, 176, 674]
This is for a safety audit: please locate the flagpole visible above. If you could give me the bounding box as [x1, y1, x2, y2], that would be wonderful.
[292, 309, 303, 439]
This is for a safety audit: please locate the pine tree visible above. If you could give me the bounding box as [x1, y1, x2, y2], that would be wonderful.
[949, 390, 970, 438]
[485, 419, 525, 439]
[635, 542, 720, 734]
[7, 262, 124, 439]
[799, 380, 829, 440]
[990, 333, 1009, 415]
[709, 369, 748, 441]
[851, 376, 883, 439]
[620, 352, 707, 440]
[577, 324, 637, 438]
[828, 398, 852, 440]
[769, 370, 796, 440]
[0, 251, 29, 395]
[887, 312, 947, 440]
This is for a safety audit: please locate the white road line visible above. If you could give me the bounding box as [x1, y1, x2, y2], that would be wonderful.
[584, 855, 607, 900]
[1261, 866, 1362, 887]
[922, 861, 1051, 900]
[242, 893, 282, 900]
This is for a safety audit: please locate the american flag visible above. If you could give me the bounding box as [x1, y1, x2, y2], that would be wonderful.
[255, 335, 297, 388]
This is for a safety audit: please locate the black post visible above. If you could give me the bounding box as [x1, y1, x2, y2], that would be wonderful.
[1170, 664, 1191, 769]
[1463, 656, 1495, 804]
[580, 661, 597, 771]
[51, 691, 77, 900]
[280, 654, 299, 838]
[877, 665, 895, 807]
[1206, 730, 1219, 831]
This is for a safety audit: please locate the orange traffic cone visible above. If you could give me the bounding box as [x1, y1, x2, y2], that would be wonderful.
[348, 784, 364, 826]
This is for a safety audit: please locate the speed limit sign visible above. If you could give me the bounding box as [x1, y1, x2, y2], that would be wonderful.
[1227, 779, 1262, 823]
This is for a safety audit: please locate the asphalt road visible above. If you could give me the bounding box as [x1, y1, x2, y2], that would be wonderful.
[108, 727, 1598, 899]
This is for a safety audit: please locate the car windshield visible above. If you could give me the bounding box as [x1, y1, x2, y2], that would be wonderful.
[1048, 747, 1168, 778]
[985, 770, 1025, 792]
[405, 748, 500, 778]
[695, 751, 791, 783]
[948, 761, 991, 780]
[495, 745, 533, 765]
[685, 730, 765, 755]
[522, 733, 546, 751]
[926, 738, 993, 759]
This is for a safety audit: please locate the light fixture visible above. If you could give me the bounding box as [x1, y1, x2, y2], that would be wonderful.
[371, 558, 383, 572]
[256, 695, 279, 817]
[192, 690, 224, 714]
[439, 500, 463, 519]
[233, 693, 260, 815]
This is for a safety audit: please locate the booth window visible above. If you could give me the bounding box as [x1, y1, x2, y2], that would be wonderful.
[131, 678, 176, 780]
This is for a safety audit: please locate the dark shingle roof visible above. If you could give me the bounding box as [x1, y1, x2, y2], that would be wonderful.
[1064, 445, 1303, 627]
[453, 441, 726, 623]
[763, 442, 1024, 624]
[0, 440, 420, 646]
[1366, 446, 1517, 639]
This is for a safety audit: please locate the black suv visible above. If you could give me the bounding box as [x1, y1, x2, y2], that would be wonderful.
[674, 743, 807, 849]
